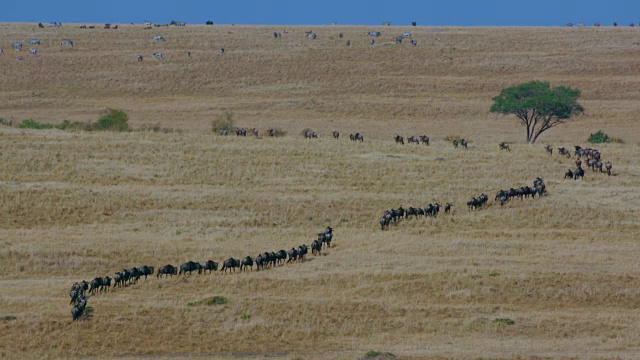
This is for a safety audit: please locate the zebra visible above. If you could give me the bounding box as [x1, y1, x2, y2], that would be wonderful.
[152, 35, 165, 42]
[137, 55, 143, 61]
[12, 42, 23, 50]
[152, 52, 163, 59]
[28, 38, 41, 45]
[60, 39, 73, 47]
[29, 48, 37, 55]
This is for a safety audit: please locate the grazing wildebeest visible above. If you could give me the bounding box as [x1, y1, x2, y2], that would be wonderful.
[202, 260, 218, 274]
[179, 261, 202, 276]
[545, 145, 553, 156]
[332, 131, 340, 139]
[605, 161, 612, 176]
[240, 256, 254, 272]
[564, 169, 574, 179]
[29, 48, 37, 55]
[395, 35, 403, 44]
[453, 139, 458, 148]
[594, 160, 603, 173]
[220, 258, 240, 273]
[394, 135, 404, 144]
[408, 136, 420, 145]
[460, 139, 468, 149]
[370, 39, 375, 45]
[28, 38, 41, 45]
[411, 39, 417, 46]
[60, 39, 73, 47]
[499, 142, 510, 151]
[153, 35, 165, 42]
[157, 264, 177, 278]
[311, 240, 322, 255]
[152, 52, 163, 59]
[218, 129, 228, 135]
[137, 55, 143, 61]
[350, 133, 364, 142]
[444, 203, 452, 214]
[574, 167, 585, 180]
[12, 42, 23, 50]
[303, 129, 318, 138]
[420, 136, 430, 145]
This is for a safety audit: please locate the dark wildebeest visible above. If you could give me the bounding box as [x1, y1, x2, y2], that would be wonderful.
[408, 136, 420, 145]
[380, 215, 390, 230]
[444, 203, 452, 214]
[297, 245, 308, 261]
[255, 254, 265, 270]
[89, 277, 103, 294]
[275, 250, 287, 265]
[394, 135, 404, 144]
[312, 240, 322, 255]
[318, 226, 333, 247]
[353, 133, 364, 142]
[460, 139, 468, 149]
[594, 160, 603, 173]
[157, 264, 177, 278]
[605, 161, 612, 176]
[332, 131, 340, 139]
[240, 256, 254, 272]
[287, 248, 298, 263]
[179, 261, 202, 276]
[221, 258, 240, 273]
[574, 167, 585, 180]
[202, 260, 218, 274]
[564, 169, 574, 179]
[545, 145, 553, 156]
[139, 265, 154, 280]
[453, 139, 458, 148]
[420, 136, 430, 145]
[499, 142, 510, 151]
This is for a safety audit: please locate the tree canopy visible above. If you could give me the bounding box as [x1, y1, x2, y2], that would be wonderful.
[490, 81, 584, 144]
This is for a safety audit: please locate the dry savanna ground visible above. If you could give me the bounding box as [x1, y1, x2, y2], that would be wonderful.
[1, 23, 640, 359]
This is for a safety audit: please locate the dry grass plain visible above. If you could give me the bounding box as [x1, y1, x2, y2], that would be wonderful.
[1, 23, 640, 359]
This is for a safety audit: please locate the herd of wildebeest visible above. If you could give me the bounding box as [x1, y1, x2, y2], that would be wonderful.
[67, 129, 617, 320]
[69, 227, 334, 320]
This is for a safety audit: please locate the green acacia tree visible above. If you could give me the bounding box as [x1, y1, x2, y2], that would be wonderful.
[490, 81, 584, 144]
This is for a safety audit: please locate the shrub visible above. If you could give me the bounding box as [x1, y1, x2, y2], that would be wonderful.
[588, 130, 624, 144]
[93, 108, 129, 132]
[494, 317, 515, 325]
[57, 120, 91, 132]
[365, 351, 381, 357]
[211, 111, 235, 134]
[18, 119, 54, 129]
[187, 296, 227, 306]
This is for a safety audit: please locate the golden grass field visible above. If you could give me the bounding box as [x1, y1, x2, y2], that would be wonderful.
[1, 23, 640, 359]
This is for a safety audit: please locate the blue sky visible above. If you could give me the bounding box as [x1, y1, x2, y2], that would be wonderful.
[2, 0, 639, 26]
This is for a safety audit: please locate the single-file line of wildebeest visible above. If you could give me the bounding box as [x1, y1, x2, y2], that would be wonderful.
[494, 177, 546, 206]
[67, 227, 335, 320]
[379, 203, 451, 230]
[394, 135, 430, 145]
[467, 193, 489, 210]
[548, 145, 614, 179]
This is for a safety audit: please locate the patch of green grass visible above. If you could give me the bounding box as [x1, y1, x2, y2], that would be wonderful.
[18, 119, 54, 130]
[188, 296, 228, 307]
[494, 317, 515, 325]
[365, 351, 381, 357]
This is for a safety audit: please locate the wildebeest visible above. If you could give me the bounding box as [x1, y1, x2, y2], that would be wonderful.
[240, 256, 254, 272]
[137, 55, 143, 61]
[394, 135, 404, 144]
[460, 139, 468, 149]
[89, 277, 103, 294]
[499, 142, 510, 151]
[453, 139, 458, 148]
[564, 169, 574, 179]
[138, 265, 154, 280]
[153, 52, 163, 59]
[28, 38, 40, 45]
[346, 40, 351, 47]
[350, 133, 364, 142]
[179, 261, 202, 276]
[444, 203, 452, 214]
[545, 145, 553, 156]
[408, 136, 420, 145]
[221, 258, 240, 273]
[275, 250, 287, 265]
[60, 39, 73, 47]
[574, 167, 585, 180]
[202, 260, 218, 274]
[29, 48, 37, 55]
[395, 35, 403, 44]
[411, 39, 417, 46]
[420, 135, 430, 145]
[153, 35, 165, 42]
[332, 131, 340, 139]
[157, 264, 177, 278]
[218, 129, 228, 135]
[287, 247, 298, 262]
[303, 129, 318, 139]
[317, 226, 333, 247]
[605, 161, 612, 176]
[297, 245, 308, 261]
[311, 240, 322, 255]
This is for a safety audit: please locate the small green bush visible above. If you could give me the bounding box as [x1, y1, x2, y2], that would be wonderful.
[588, 130, 609, 144]
[494, 317, 515, 325]
[211, 111, 235, 133]
[18, 119, 54, 129]
[188, 296, 227, 306]
[365, 351, 381, 357]
[93, 109, 129, 132]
